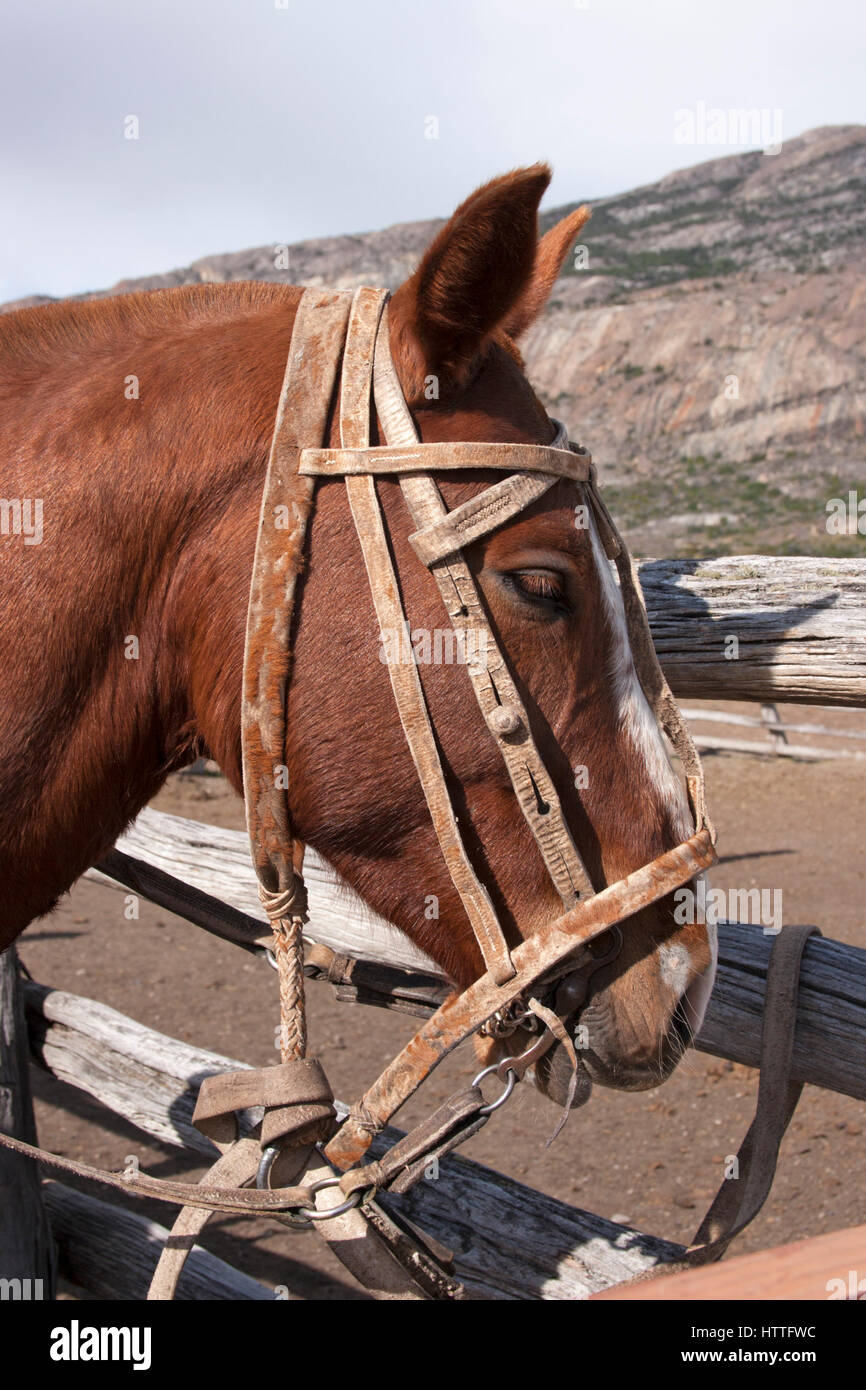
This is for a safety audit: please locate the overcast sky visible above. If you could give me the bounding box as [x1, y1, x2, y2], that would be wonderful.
[1, 0, 863, 303]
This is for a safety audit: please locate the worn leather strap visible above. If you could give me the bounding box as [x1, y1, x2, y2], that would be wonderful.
[341, 288, 517, 984]
[684, 923, 820, 1263]
[408, 471, 558, 566]
[373, 305, 597, 910]
[147, 1138, 263, 1300]
[617, 923, 820, 1293]
[0, 1128, 314, 1216]
[338, 1086, 488, 1198]
[241, 287, 353, 901]
[192, 1058, 335, 1148]
[347, 474, 517, 984]
[300, 440, 593, 479]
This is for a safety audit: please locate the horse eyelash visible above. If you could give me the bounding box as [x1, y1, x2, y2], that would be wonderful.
[503, 571, 571, 614]
[516, 573, 562, 601]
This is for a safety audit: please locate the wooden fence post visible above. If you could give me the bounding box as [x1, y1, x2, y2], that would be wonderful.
[0, 946, 54, 1298]
[760, 702, 788, 752]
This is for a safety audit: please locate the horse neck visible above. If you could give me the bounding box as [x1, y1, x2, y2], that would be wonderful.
[0, 286, 299, 938]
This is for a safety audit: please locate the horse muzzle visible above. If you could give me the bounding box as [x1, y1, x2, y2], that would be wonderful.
[504, 926, 624, 1112]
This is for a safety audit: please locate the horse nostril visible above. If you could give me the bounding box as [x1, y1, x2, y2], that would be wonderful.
[588, 926, 622, 963]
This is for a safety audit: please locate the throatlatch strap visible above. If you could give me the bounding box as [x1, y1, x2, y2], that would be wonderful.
[240, 289, 358, 1083]
[240, 288, 358, 1076]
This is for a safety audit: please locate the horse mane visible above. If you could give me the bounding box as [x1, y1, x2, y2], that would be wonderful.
[0, 281, 300, 365]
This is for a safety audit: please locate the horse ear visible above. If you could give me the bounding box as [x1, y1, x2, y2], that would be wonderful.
[500, 205, 592, 341]
[388, 164, 552, 403]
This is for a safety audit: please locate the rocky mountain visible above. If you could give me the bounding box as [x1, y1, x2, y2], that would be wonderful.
[526, 126, 866, 556]
[6, 125, 865, 556]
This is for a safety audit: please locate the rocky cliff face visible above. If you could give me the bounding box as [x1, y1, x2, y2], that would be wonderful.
[526, 126, 866, 555]
[6, 125, 864, 555]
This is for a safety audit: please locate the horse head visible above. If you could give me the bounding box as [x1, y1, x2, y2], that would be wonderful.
[277, 165, 716, 1105]
[0, 162, 713, 1111]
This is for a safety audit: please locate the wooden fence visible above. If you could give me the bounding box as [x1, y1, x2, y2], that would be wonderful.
[6, 803, 865, 1301]
[3, 554, 866, 1300]
[636, 556, 866, 706]
[682, 702, 866, 760]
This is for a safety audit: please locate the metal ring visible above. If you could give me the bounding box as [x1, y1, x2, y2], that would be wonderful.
[256, 1145, 313, 1229]
[472, 1061, 501, 1088]
[472, 1064, 517, 1114]
[256, 1155, 361, 1224]
[256, 1144, 279, 1190]
[480, 1003, 535, 1040]
[297, 1176, 362, 1222]
[587, 923, 623, 968]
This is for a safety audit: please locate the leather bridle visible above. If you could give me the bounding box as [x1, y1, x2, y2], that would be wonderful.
[233, 284, 716, 1176]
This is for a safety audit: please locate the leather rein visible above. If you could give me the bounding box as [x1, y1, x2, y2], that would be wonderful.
[0, 284, 817, 1302]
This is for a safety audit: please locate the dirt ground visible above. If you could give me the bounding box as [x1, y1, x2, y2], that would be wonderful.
[17, 700, 866, 1300]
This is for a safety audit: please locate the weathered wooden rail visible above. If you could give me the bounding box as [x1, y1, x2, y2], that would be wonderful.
[23, 981, 683, 1299]
[681, 703, 866, 760]
[90, 808, 866, 1101]
[638, 557, 866, 707]
[0, 949, 54, 1293]
[44, 1181, 273, 1301]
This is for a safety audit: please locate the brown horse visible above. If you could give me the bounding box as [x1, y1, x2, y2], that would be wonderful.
[0, 165, 714, 1105]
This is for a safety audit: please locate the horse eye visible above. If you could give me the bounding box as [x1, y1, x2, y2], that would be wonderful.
[505, 570, 570, 612]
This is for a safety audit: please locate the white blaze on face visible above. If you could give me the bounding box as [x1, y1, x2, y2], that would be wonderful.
[585, 505, 692, 841]
[584, 498, 718, 1030]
